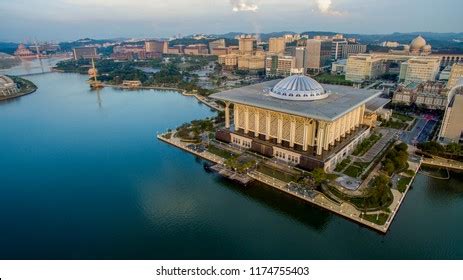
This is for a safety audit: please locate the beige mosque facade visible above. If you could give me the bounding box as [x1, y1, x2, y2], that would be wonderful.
[211, 75, 382, 171]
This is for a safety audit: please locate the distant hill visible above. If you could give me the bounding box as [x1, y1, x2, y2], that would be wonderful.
[0, 42, 19, 55]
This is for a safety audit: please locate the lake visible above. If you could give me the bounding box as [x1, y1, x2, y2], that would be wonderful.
[1, 64, 462, 259]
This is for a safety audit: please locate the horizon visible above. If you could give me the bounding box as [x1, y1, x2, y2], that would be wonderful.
[1, 0, 462, 42]
[4, 30, 463, 44]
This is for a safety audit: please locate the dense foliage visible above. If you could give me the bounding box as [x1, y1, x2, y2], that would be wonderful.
[382, 143, 409, 175]
[417, 141, 463, 161]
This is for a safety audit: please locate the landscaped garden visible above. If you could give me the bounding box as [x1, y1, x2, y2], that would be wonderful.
[313, 73, 353, 86]
[207, 144, 237, 159]
[397, 176, 412, 193]
[360, 212, 390, 225]
[352, 133, 382, 156]
[257, 163, 302, 183]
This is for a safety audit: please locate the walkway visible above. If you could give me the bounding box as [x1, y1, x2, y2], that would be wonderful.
[421, 156, 463, 171]
[355, 128, 399, 163]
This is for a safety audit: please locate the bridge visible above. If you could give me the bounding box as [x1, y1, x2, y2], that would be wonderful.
[17, 71, 53, 77]
[421, 156, 463, 171]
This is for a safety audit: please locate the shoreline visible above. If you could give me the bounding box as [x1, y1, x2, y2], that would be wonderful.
[157, 132, 420, 234]
[102, 83, 224, 112]
[0, 77, 37, 102]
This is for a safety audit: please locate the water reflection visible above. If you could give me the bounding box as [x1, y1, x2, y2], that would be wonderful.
[205, 164, 332, 232]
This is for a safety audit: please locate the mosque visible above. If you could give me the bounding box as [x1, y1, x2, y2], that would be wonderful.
[211, 75, 385, 171]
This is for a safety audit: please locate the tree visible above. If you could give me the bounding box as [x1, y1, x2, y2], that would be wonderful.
[311, 168, 328, 186]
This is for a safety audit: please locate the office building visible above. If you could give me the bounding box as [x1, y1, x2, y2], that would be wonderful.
[346, 54, 385, 82]
[392, 81, 451, 109]
[238, 35, 256, 55]
[72, 47, 99, 60]
[305, 39, 332, 72]
[399, 57, 440, 83]
[331, 59, 347, 75]
[144, 40, 168, 54]
[209, 39, 226, 53]
[438, 80, 463, 143]
[341, 44, 367, 59]
[268, 37, 286, 55]
[447, 63, 463, 89]
[265, 55, 295, 77]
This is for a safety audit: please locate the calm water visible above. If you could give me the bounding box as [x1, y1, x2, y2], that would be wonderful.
[1, 69, 463, 259]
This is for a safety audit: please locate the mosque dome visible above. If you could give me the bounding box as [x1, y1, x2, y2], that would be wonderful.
[269, 75, 328, 101]
[410, 35, 427, 51]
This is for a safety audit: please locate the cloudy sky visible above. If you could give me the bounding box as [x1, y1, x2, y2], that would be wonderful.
[1, 0, 461, 42]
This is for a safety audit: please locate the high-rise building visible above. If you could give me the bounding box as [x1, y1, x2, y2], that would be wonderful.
[341, 44, 367, 59]
[438, 81, 463, 143]
[210, 48, 228, 56]
[268, 37, 286, 55]
[184, 44, 209, 55]
[305, 39, 332, 72]
[237, 54, 265, 71]
[209, 39, 226, 53]
[73, 47, 99, 60]
[399, 57, 440, 83]
[447, 63, 463, 89]
[293, 47, 306, 74]
[144, 40, 168, 54]
[331, 39, 348, 61]
[238, 35, 256, 55]
[346, 54, 385, 82]
[265, 55, 295, 77]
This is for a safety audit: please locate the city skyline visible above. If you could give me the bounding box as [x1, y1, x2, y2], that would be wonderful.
[1, 0, 462, 42]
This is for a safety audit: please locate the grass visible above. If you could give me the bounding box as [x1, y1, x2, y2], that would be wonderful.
[344, 165, 364, 178]
[325, 184, 393, 211]
[352, 133, 382, 156]
[397, 177, 412, 193]
[207, 145, 237, 159]
[360, 213, 389, 225]
[343, 161, 370, 178]
[381, 119, 408, 129]
[392, 112, 414, 122]
[314, 73, 353, 86]
[257, 164, 301, 183]
[334, 158, 351, 172]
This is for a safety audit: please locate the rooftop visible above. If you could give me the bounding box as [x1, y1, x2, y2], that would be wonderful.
[211, 79, 382, 121]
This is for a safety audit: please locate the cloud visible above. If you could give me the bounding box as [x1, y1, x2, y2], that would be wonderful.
[230, 0, 259, 12]
[315, 0, 344, 15]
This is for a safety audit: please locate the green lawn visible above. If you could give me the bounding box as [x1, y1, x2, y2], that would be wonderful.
[314, 73, 353, 86]
[325, 184, 393, 211]
[360, 213, 389, 225]
[343, 161, 370, 178]
[257, 164, 301, 183]
[381, 119, 407, 129]
[334, 158, 351, 172]
[392, 112, 414, 122]
[352, 133, 382, 156]
[397, 176, 412, 193]
[207, 145, 237, 159]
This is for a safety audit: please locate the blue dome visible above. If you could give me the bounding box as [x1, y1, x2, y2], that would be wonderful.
[269, 75, 328, 101]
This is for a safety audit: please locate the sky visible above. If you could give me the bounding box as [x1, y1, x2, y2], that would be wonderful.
[0, 0, 462, 42]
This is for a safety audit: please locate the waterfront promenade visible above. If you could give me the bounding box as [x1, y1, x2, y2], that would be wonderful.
[103, 83, 224, 112]
[157, 132, 419, 233]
